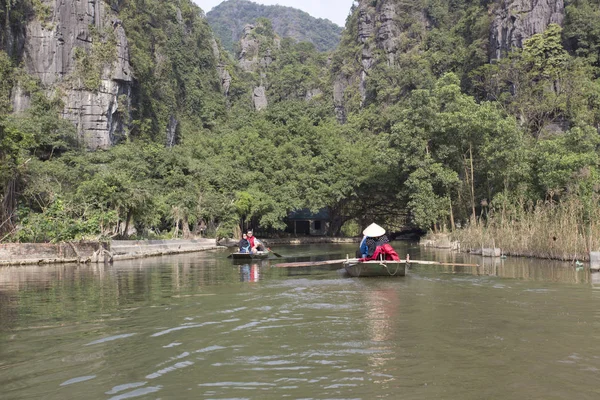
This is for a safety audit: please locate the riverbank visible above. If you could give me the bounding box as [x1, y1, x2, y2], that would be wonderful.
[421, 232, 600, 271]
[217, 236, 360, 247]
[0, 239, 222, 266]
[0, 236, 363, 266]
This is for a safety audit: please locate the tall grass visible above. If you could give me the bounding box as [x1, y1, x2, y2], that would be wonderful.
[450, 196, 600, 261]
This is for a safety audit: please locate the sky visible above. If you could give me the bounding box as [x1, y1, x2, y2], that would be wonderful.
[194, 0, 354, 27]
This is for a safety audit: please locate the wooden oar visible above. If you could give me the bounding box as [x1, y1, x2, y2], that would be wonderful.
[274, 259, 349, 268]
[274, 258, 480, 268]
[409, 260, 480, 267]
[267, 248, 283, 257]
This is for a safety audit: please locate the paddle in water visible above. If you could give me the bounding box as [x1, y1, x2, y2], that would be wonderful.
[268, 248, 283, 257]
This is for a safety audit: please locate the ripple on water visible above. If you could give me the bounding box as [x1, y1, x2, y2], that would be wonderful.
[151, 321, 220, 337]
[146, 361, 194, 379]
[107, 385, 162, 400]
[84, 333, 136, 346]
[59, 375, 96, 386]
[156, 351, 190, 367]
[105, 382, 148, 395]
[194, 345, 227, 353]
[198, 381, 276, 388]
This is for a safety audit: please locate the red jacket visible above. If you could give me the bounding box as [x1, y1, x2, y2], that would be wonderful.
[248, 236, 261, 248]
[359, 243, 400, 261]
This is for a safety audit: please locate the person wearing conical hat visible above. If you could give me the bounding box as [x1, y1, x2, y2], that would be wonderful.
[359, 223, 386, 258]
[358, 223, 399, 261]
[363, 223, 385, 237]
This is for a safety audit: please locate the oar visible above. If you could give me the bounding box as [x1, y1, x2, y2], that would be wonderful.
[274, 258, 348, 268]
[274, 258, 480, 268]
[409, 260, 480, 267]
[267, 248, 283, 258]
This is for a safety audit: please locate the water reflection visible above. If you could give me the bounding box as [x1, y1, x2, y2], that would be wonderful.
[2, 244, 600, 400]
[413, 246, 593, 285]
[365, 286, 399, 343]
[239, 264, 260, 282]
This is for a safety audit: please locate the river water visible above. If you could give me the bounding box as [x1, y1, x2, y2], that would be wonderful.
[1, 242, 599, 399]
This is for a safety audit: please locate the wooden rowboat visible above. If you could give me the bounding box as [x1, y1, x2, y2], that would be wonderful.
[342, 258, 407, 277]
[229, 251, 270, 261]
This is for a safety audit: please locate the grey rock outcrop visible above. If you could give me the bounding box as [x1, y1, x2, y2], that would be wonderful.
[305, 88, 322, 101]
[239, 24, 261, 73]
[216, 64, 232, 96]
[253, 86, 268, 111]
[238, 24, 280, 73]
[166, 115, 179, 148]
[490, 0, 565, 60]
[238, 23, 280, 111]
[333, 0, 404, 122]
[333, 74, 350, 123]
[14, 0, 133, 150]
[211, 37, 232, 96]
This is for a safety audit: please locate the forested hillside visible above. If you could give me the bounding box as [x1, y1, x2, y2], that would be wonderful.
[206, 0, 343, 53]
[1, 0, 600, 255]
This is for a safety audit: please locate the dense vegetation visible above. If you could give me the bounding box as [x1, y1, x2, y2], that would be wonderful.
[1, 0, 600, 256]
[206, 0, 343, 54]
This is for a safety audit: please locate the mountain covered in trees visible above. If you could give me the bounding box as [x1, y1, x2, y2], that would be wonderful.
[206, 0, 343, 53]
[1, 0, 600, 250]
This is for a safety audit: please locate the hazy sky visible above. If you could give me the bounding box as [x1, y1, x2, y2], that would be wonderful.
[195, 0, 354, 27]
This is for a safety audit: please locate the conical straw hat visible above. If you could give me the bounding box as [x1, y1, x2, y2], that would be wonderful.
[363, 223, 385, 237]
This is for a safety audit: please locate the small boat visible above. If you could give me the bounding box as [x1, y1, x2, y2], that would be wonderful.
[229, 251, 270, 261]
[342, 258, 407, 277]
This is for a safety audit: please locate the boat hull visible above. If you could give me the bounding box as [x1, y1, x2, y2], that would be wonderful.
[230, 252, 270, 261]
[343, 261, 407, 277]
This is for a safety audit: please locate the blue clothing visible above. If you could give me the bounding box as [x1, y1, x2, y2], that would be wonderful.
[359, 236, 369, 258]
[239, 238, 250, 253]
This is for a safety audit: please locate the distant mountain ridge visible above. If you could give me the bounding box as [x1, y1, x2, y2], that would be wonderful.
[206, 0, 343, 54]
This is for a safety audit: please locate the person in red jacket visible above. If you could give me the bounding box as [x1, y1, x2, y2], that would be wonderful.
[247, 230, 265, 254]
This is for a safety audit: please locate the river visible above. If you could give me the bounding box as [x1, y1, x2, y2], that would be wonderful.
[1, 242, 599, 399]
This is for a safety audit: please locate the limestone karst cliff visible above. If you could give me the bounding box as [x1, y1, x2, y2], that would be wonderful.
[0, 0, 579, 143]
[1, 0, 227, 149]
[331, 0, 567, 122]
[490, 0, 565, 60]
[8, 0, 133, 149]
[237, 22, 280, 110]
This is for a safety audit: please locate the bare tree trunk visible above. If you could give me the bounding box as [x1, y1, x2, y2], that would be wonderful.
[182, 215, 191, 239]
[469, 144, 476, 221]
[0, 176, 17, 237]
[123, 209, 132, 238]
[449, 196, 455, 231]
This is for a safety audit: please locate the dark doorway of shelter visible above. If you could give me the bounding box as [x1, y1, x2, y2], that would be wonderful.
[295, 221, 310, 235]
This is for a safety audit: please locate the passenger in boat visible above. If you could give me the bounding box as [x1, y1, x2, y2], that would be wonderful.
[239, 233, 251, 253]
[247, 230, 265, 253]
[359, 223, 399, 261]
[358, 235, 369, 258]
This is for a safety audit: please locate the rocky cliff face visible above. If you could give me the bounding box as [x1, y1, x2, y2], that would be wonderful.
[12, 0, 133, 150]
[333, 0, 411, 122]
[490, 0, 565, 60]
[238, 24, 278, 74]
[355, 1, 402, 101]
[211, 38, 232, 96]
[332, 0, 567, 122]
[238, 24, 280, 110]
